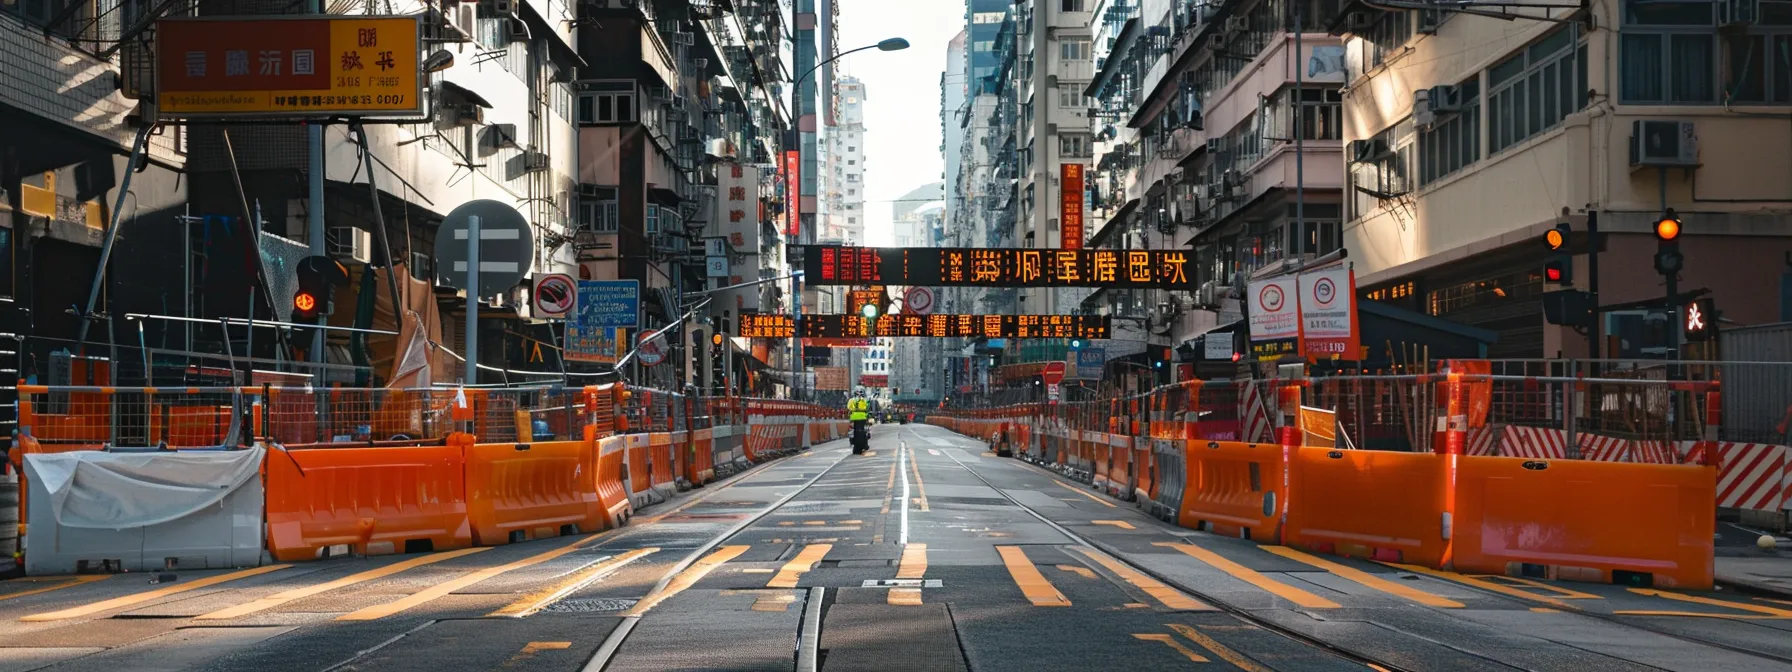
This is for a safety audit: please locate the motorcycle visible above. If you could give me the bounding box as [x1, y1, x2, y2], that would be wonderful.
[851, 421, 870, 454]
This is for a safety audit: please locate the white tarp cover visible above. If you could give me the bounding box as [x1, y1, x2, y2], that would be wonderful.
[27, 447, 264, 529]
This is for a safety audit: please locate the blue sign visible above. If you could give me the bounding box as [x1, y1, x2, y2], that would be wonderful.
[1073, 347, 1106, 380]
[577, 280, 640, 328]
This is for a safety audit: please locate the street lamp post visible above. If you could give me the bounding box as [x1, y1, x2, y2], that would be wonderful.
[786, 36, 909, 401]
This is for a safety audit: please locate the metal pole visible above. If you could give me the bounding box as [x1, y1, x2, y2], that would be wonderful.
[1293, 1, 1305, 239]
[307, 0, 326, 368]
[1586, 209, 1600, 362]
[75, 125, 152, 350]
[466, 214, 480, 385]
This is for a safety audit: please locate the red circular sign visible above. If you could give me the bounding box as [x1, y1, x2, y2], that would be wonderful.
[1312, 277, 1337, 307]
[1259, 284, 1285, 312]
[533, 274, 577, 317]
[637, 332, 665, 367]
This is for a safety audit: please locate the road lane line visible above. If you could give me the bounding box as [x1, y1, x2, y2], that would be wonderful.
[1157, 543, 1339, 609]
[996, 546, 1071, 607]
[888, 588, 923, 606]
[1053, 480, 1116, 508]
[899, 442, 912, 546]
[1260, 546, 1463, 609]
[769, 544, 834, 588]
[504, 641, 572, 666]
[22, 565, 291, 622]
[1488, 575, 1600, 599]
[897, 543, 928, 579]
[1069, 546, 1211, 611]
[1057, 565, 1097, 579]
[341, 535, 604, 621]
[0, 576, 108, 602]
[1133, 633, 1210, 662]
[1383, 563, 1576, 610]
[200, 547, 491, 620]
[1166, 623, 1270, 672]
[1091, 520, 1136, 529]
[1627, 588, 1792, 617]
[487, 548, 659, 618]
[621, 545, 751, 616]
[907, 444, 930, 511]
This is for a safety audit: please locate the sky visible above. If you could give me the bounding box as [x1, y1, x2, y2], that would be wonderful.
[835, 0, 961, 246]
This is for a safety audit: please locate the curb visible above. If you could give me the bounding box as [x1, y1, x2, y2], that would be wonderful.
[1714, 575, 1792, 600]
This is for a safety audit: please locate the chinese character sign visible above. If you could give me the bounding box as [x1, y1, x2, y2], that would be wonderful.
[1247, 276, 1301, 360]
[566, 281, 639, 362]
[800, 246, 1198, 290]
[717, 162, 759, 253]
[783, 150, 801, 237]
[1297, 266, 1360, 360]
[1060, 163, 1085, 250]
[155, 16, 422, 118]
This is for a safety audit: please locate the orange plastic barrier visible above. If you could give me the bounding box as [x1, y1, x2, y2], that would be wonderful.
[1179, 441, 1285, 542]
[463, 438, 602, 546]
[1451, 456, 1716, 589]
[650, 432, 677, 492]
[1284, 446, 1448, 565]
[625, 433, 652, 495]
[594, 430, 633, 528]
[265, 436, 473, 561]
[1105, 434, 1132, 500]
[690, 428, 715, 484]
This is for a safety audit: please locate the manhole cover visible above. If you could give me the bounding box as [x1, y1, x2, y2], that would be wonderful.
[543, 597, 638, 613]
[779, 502, 831, 514]
[862, 579, 943, 588]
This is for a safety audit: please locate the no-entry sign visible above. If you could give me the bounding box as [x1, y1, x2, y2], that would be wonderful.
[533, 273, 576, 318]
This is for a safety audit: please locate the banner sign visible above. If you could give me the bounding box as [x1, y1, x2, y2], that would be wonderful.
[1071, 347, 1105, 380]
[738, 314, 1111, 340]
[155, 16, 423, 118]
[566, 280, 638, 363]
[860, 374, 889, 387]
[803, 246, 1195, 290]
[783, 150, 801, 237]
[1297, 266, 1361, 360]
[1247, 276, 1300, 361]
[815, 366, 848, 390]
[1060, 163, 1085, 249]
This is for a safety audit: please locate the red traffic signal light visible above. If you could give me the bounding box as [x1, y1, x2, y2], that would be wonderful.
[293, 290, 321, 320]
[1544, 264, 1564, 282]
[1655, 212, 1682, 243]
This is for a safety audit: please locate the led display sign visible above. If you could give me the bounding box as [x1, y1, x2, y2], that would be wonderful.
[736, 314, 1111, 340]
[802, 246, 1195, 290]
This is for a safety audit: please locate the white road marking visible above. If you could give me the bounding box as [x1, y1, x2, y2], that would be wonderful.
[899, 441, 912, 546]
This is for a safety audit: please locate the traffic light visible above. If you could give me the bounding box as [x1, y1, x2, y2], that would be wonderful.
[1542, 222, 1572, 284]
[1684, 297, 1715, 342]
[1654, 210, 1684, 276]
[1069, 338, 1083, 350]
[293, 256, 348, 321]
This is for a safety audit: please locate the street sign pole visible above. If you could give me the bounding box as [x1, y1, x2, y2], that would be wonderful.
[466, 214, 480, 386]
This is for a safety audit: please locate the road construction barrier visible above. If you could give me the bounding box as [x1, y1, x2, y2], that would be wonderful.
[624, 433, 656, 509]
[1452, 455, 1715, 588]
[23, 446, 266, 575]
[1283, 445, 1448, 564]
[690, 427, 715, 484]
[594, 431, 633, 528]
[1178, 441, 1285, 542]
[463, 438, 603, 546]
[264, 436, 475, 561]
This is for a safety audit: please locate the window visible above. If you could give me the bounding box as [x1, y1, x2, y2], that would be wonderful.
[1619, 0, 1718, 103]
[646, 204, 660, 234]
[848, 217, 857, 224]
[1061, 135, 1091, 157]
[1278, 87, 1343, 141]
[848, 160, 857, 165]
[1364, 10, 1416, 69]
[577, 86, 637, 124]
[847, 146, 856, 151]
[1061, 40, 1090, 61]
[1419, 79, 1480, 185]
[1059, 88, 1090, 109]
[1347, 120, 1414, 220]
[848, 189, 856, 195]
[579, 187, 620, 233]
[1061, 0, 1085, 12]
[1488, 26, 1586, 153]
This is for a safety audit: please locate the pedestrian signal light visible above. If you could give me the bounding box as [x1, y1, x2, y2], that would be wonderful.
[292, 290, 320, 319]
[1544, 263, 1565, 283]
[1545, 226, 1567, 251]
[1542, 222, 1572, 284]
[293, 255, 348, 321]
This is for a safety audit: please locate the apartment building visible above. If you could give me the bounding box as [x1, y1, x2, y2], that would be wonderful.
[1015, 0, 1098, 316]
[574, 0, 791, 390]
[1334, 0, 1792, 358]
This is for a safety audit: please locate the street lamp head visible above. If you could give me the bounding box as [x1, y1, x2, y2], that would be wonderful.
[877, 37, 911, 51]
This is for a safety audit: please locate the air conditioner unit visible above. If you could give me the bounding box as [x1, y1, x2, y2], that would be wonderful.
[328, 226, 374, 263]
[491, 123, 520, 148]
[521, 149, 549, 172]
[1196, 281, 1218, 307]
[1630, 120, 1699, 169]
[449, 2, 478, 41]
[673, 94, 688, 109]
[1412, 89, 1436, 130]
[506, 17, 530, 40]
[1229, 182, 1249, 200]
[1223, 169, 1243, 188]
[1428, 85, 1464, 113]
[1417, 8, 1442, 33]
[1224, 16, 1249, 32]
[487, 0, 516, 15]
[1349, 138, 1389, 163]
[448, 103, 484, 127]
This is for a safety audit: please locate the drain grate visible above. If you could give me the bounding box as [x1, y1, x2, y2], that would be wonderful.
[931, 496, 1010, 506]
[543, 597, 639, 613]
[862, 579, 944, 588]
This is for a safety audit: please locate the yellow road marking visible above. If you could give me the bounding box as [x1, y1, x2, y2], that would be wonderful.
[1611, 610, 1786, 620]
[888, 588, 923, 606]
[996, 546, 1071, 607]
[201, 547, 490, 620]
[1384, 563, 1576, 610]
[487, 548, 658, 618]
[768, 544, 833, 588]
[1629, 588, 1792, 617]
[752, 591, 799, 612]
[622, 545, 751, 617]
[778, 522, 796, 527]
[1057, 565, 1097, 580]
[1166, 623, 1270, 672]
[22, 565, 290, 622]
[897, 544, 928, 579]
[0, 576, 108, 602]
[907, 447, 930, 511]
[341, 535, 601, 621]
[503, 640, 572, 666]
[1530, 607, 1560, 613]
[1053, 481, 1116, 508]
[1761, 597, 1792, 607]
[1486, 575, 1600, 599]
[802, 521, 827, 526]
[1133, 633, 1210, 662]
[1091, 520, 1136, 529]
[1261, 546, 1463, 609]
[862, 451, 876, 457]
[1158, 543, 1338, 609]
[1070, 546, 1211, 611]
[838, 520, 863, 525]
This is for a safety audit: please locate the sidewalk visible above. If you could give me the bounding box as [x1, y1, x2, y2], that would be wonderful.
[1714, 522, 1792, 598]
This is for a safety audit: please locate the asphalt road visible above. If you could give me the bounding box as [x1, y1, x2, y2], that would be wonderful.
[3, 424, 1792, 671]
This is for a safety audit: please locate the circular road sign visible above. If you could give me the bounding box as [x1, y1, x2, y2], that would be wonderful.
[533, 273, 576, 318]
[637, 331, 666, 367]
[1312, 277, 1337, 307]
[904, 286, 935, 315]
[1259, 283, 1285, 313]
[435, 199, 535, 297]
